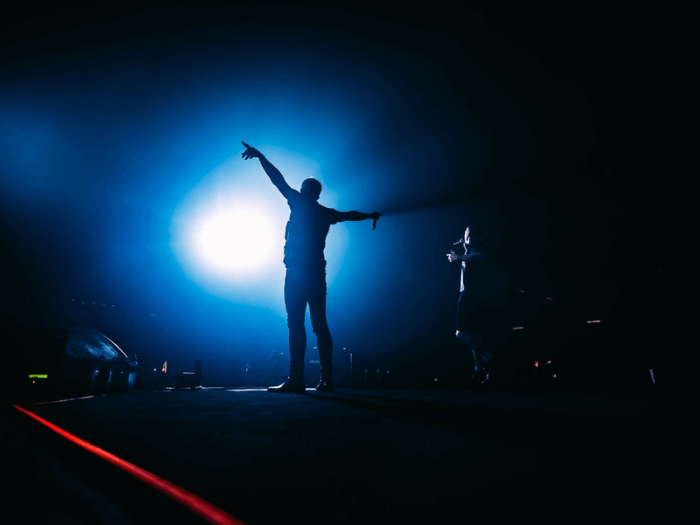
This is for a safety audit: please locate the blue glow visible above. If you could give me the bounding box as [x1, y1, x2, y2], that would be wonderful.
[169, 148, 352, 309]
[0, 106, 63, 204]
[198, 205, 276, 273]
[2, 17, 520, 370]
[171, 170, 284, 307]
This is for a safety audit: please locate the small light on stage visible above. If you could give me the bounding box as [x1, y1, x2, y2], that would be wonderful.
[29, 374, 48, 379]
[587, 320, 601, 324]
[649, 369, 656, 384]
[547, 360, 551, 364]
[534, 361, 539, 368]
[512, 326, 525, 330]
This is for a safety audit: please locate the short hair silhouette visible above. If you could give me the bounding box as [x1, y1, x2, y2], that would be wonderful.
[300, 178, 322, 200]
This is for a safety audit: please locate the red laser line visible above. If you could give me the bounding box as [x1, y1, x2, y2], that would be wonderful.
[12, 404, 247, 525]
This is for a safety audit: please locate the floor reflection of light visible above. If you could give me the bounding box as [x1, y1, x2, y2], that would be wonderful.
[12, 405, 248, 525]
[227, 388, 282, 392]
[35, 395, 94, 405]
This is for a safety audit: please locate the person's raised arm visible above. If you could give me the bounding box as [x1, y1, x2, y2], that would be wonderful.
[337, 210, 382, 229]
[241, 141, 295, 200]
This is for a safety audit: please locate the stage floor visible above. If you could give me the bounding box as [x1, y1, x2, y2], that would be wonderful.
[1, 387, 676, 523]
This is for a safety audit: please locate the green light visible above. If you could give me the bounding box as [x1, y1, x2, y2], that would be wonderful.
[29, 374, 48, 379]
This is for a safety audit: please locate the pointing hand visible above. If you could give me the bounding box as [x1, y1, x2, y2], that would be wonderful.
[241, 141, 262, 160]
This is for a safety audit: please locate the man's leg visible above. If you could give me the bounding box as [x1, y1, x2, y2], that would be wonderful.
[269, 269, 307, 393]
[308, 270, 333, 392]
[457, 331, 493, 366]
[456, 329, 496, 388]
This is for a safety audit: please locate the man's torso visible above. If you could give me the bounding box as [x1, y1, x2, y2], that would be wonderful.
[284, 193, 341, 269]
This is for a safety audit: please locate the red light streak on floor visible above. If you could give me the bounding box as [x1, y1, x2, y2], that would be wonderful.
[12, 404, 248, 525]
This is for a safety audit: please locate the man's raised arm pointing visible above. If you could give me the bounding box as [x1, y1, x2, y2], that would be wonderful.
[241, 141, 295, 200]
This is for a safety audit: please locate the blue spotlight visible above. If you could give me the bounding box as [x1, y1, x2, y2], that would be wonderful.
[197, 205, 276, 274]
[171, 155, 289, 292]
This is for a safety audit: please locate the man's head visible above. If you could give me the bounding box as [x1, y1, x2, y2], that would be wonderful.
[463, 225, 471, 246]
[300, 178, 322, 200]
[465, 224, 487, 252]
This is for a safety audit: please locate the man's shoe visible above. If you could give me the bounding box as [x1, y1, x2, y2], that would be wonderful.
[480, 370, 498, 389]
[465, 369, 487, 389]
[480, 358, 500, 389]
[315, 380, 334, 393]
[267, 378, 306, 394]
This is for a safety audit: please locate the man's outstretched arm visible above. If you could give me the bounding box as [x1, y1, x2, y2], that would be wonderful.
[447, 251, 484, 263]
[337, 211, 382, 229]
[241, 142, 295, 200]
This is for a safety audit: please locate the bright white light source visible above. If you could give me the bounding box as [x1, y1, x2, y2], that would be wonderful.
[199, 208, 276, 273]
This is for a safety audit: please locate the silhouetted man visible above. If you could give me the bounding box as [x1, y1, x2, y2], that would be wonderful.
[447, 224, 494, 386]
[241, 142, 381, 393]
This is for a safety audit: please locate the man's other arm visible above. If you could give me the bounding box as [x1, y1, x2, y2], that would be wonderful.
[447, 251, 485, 263]
[337, 211, 379, 222]
[337, 211, 382, 229]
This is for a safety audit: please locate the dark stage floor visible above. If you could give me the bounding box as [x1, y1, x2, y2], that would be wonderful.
[1, 387, 678, 524]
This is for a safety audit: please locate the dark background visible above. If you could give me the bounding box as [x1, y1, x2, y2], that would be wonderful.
[1, 1, 677, 384]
